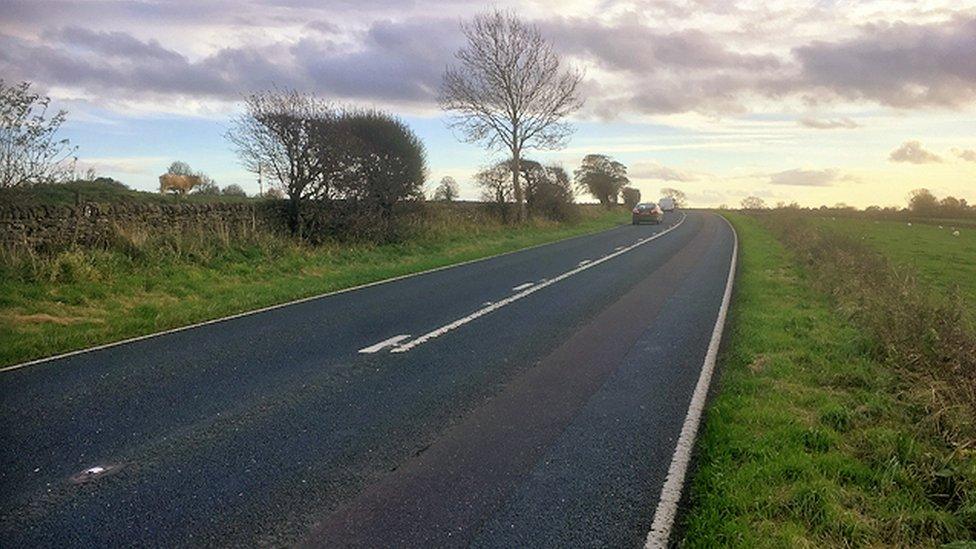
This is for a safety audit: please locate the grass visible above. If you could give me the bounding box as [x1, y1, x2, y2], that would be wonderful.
[681, 213, 975, 547]
[0, 207, 628, 367]
[814, 217, 976, 313]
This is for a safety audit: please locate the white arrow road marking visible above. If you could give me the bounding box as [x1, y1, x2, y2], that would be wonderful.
[512, 282, 534, 292]
[391, 213, 686, 354]
[358, 334, 411, 354]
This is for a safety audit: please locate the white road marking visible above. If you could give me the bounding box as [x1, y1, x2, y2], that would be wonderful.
[644, 213, 738, 549]
[512, 282, 534, 292]
[577, 259, 591, 266]
[391, 213, 687, 354]
[358, 334, 411, 354]
[614, 246, 624, 251]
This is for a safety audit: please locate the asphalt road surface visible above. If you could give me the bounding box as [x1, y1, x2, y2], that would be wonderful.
[0, 210, 736, 548]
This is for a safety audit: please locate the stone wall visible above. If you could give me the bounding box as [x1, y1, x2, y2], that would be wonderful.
[0, 202, 283, 251]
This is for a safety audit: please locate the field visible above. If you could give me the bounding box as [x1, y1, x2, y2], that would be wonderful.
[816, 217, 976, 315]
[0, 208, 628, 368]
[681, 213, 975, 547]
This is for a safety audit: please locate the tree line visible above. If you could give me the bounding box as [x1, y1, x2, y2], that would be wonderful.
[738, 188, 975, 217]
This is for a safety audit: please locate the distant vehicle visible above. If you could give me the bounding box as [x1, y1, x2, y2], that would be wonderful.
[659, 197, 676, 211]
[632, 202, 664, 225]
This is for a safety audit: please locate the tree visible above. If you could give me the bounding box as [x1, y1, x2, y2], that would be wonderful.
[331, 109, 427, 217]
[574, 154, 629, 207]
[433, 176, 460, 201]
[908, 188, 938, 216]
[660, 187, 687, 208]
[193, 174, 220, 195]
[227, 89, 339, 234]
[939, 196, 964, 217]
[440, 9, 583, 223]
[221, 184, 247, 197]
[531, 164, 575, 220]
[740, 196, 767, 210]
[0, 80, 77, 187]
[167, 161, 194, 176]
[621, 187, 641, 208]
[476, 162, 513, 212]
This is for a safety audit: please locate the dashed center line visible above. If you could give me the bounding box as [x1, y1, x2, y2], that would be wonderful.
[512, 282, 534, 292]
[390, 214, 687, 354]
[577, 259, 591, 266]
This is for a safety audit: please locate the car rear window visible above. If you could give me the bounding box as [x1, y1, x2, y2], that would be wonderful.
[638, 203, 656, 210]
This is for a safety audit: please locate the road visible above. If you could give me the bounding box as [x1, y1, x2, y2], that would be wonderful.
[0, 210, 736, 548]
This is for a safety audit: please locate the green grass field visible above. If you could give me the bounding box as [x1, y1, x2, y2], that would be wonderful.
[681, 213, 976, 547]
[815, 217, 976, 312]
[0, 209, 627, 368]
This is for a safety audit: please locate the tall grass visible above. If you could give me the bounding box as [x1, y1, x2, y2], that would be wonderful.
[760, 212, 976, 448]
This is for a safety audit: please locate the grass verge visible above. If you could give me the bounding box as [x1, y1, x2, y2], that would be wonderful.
[0, 208, 627, 368]
[681, 212, 975, 547]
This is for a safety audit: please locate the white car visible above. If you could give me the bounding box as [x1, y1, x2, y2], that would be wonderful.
[659, 197, 676, 212]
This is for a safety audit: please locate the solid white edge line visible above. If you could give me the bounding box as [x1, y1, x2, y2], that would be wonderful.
[357, 334, 411, 354]
[1, 219, 638, 374]
[643, 213, 738, 549]
[391, 214, 687, 354]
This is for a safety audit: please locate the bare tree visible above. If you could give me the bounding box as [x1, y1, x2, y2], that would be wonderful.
[660, 187, 687, 207]
[740, 196, 767, 210]
[226, 89, 339, 234]
[0, 80, 77, 187]
[440, 9, 583, 222]
[433, 176, 460, 201]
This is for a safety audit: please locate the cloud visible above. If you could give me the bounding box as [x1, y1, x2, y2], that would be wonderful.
[792, 17, 976, 109]
[2, 3, 976, 118]
[797, 116, 859, 129]
[0, 18, 462, 107]
[952, 148, 976, 162]
[768, 168, 854, 186]
[888, 141, 943, 164]
[629, 161, 696, 182]
[75, 156, 166, 175]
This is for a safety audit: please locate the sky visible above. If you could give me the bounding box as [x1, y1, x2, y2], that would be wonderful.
[2, 0, 975, 208]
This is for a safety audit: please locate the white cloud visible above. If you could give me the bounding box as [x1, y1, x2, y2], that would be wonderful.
[769, 168, 857, 186]
[889, 140, 943, 163]
[629, 161, 696, 181]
